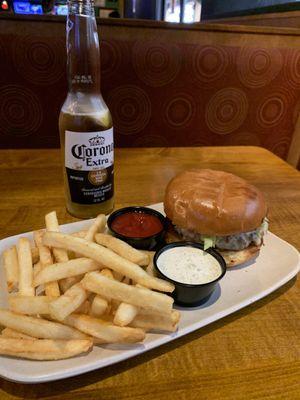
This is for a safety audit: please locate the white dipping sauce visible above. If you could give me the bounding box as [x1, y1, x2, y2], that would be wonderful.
[157, 247, 222, 285]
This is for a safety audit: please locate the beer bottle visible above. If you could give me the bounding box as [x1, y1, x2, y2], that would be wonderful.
[59, 0, 114, 219]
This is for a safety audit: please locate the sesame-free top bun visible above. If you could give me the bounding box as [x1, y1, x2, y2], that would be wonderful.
[164, 169, 267, 236]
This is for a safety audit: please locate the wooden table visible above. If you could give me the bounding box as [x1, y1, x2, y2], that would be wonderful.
[0, 146, 299, 399]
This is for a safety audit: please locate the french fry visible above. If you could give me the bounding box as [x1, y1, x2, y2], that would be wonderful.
[49, 283, 88, 321]
[45, 212, 87, 292]
[135, 283, 148, 289]
[113, 271, 124, 281]
[43, 232, 174, 292]
[0, 338, 93, 360]
[3, 246, 19, 292]
[31, 246, 39, 264]
[0, 309, 88, 339]
[113, 303, 138, 327]
[130, 310, 180, 332]
[114, 283, 145, 326]
[72, 215, 106, 259]
[144, 251, 155, 263]
[85, 214, 106, 242]
[8, 296, 55, 315]
[89, 296, 108, 317]
[81, 272, 173, 314]
[8, 296, 90, 315]
[34, 231, 52, 264]
[95, 233, 149, 266]
[64, 314, 145, 343]
[100, 268, 114, 279]
[45, 210, 79, 294]
[87, 269, 112, 317]
[75, 300, 90, 314]
[34, 258, 101, 287]
[59, 275, 83, 293]
[45, 211, 69, 263]
[33, 261, 43, 279]
[1, 327, 37, 340]
[98, 268, 114, 300]
[44, 280, 60, 297]
[146, 253, 157, 277]
[71, 230, 88, 239]
[143, 251, 155, 259]
[17, 237, 34, 296]
[34, 230, 60, 297]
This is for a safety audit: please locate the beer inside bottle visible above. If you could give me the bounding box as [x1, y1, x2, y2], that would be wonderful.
[59, 0, 114, 218]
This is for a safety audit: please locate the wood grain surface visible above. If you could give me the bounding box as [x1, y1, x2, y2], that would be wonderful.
[0, 146, 299, 399]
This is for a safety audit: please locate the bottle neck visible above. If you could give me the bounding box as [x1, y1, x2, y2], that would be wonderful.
[68, 0, 94, 16]
[66, 0, 100, 95]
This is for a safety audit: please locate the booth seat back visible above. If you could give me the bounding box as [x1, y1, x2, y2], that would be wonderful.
[1, 17, 300, 165]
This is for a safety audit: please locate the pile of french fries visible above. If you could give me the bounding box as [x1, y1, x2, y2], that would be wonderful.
[0, 212, 180, 360]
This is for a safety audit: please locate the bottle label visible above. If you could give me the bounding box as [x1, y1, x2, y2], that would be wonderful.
[65, 128, 114, 205]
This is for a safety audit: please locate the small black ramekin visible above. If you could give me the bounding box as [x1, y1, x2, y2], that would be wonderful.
[107, 206, 168, 250]
[153, 241, 226, 307]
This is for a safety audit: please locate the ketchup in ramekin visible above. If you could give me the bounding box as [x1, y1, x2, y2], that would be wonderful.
[111, 211, 163, 238]
[107, 207, 167, 250]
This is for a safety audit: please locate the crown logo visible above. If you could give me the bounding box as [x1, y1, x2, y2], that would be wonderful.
[89, 135, 105, 146]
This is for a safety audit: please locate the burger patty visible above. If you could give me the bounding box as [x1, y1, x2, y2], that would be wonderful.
[175, 219, 268, 251]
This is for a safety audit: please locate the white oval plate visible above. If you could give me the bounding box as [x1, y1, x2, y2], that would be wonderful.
[0, 203, 299, 383]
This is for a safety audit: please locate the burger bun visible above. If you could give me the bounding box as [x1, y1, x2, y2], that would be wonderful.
[164, 169, 267, 236]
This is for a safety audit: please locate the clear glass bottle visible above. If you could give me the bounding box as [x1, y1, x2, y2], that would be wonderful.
[59, 0, 114, 219]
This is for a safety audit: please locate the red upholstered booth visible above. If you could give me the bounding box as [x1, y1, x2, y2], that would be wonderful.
[1, 16, 300, 167]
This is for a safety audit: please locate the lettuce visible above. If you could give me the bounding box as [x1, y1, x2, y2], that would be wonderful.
[256, 217, 269, 239]
[262, 217, 269, 234]
[203, 236, 216, 250]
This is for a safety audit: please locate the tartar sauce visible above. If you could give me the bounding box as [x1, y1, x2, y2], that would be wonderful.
[157, 247, 222, 285]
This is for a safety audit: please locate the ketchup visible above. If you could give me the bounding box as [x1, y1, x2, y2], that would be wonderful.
[111, 211, 163, 238]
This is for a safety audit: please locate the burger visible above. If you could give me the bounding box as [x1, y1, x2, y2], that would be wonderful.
[164, 169, 268, 267]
